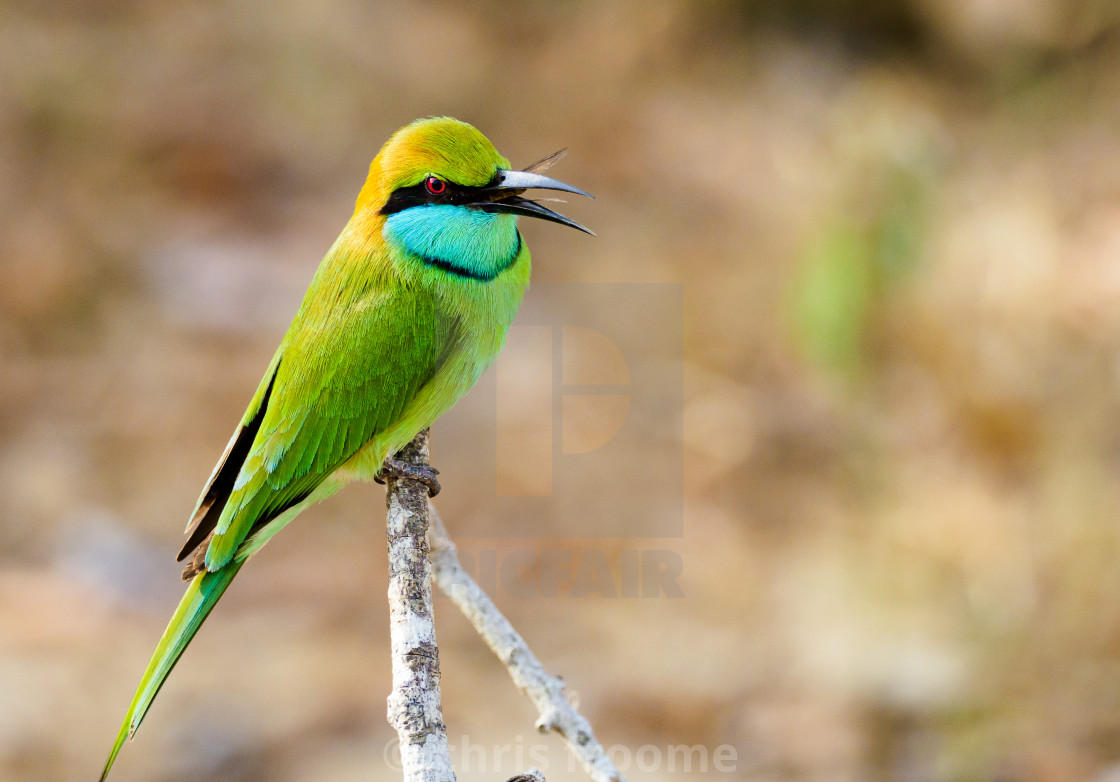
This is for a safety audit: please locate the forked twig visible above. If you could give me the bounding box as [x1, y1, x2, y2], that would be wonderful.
[428, 505, 626, 782]
[385, 429, 624, 782]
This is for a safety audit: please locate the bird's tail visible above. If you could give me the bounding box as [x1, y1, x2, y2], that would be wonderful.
[100, 561, 245, 781]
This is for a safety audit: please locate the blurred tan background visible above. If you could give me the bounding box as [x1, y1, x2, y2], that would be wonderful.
[5, 1, 1120, 780]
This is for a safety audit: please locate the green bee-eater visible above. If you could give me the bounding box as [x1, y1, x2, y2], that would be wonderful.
[99, 117, 592, 780]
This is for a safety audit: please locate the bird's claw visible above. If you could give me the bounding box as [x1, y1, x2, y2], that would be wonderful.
[375, 458, 441, 497]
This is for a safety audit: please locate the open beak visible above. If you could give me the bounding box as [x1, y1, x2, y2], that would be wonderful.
[470, 162, 595, 236]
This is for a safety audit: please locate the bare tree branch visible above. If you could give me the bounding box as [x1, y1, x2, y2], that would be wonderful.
[429, 505, 626, 782]
[384, 429, 624, 782]
[384, 429, 455, 782]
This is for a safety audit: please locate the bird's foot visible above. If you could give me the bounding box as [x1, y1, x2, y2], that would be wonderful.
[375, 458, 441, 497]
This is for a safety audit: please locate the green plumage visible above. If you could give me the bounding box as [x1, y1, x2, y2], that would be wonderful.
[99, 117, 591, 780]
[100, 564, 243, 779]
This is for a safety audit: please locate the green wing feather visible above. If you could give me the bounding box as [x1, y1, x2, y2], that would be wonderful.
[178, 348, 283, 563]
[101, 262, 459, 781]
[204, 280, 457, 569]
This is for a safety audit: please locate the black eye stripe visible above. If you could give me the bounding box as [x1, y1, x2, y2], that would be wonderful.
[380, 172, 503, 216]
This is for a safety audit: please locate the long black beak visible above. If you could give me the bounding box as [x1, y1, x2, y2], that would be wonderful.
[470, 168, 595, 236]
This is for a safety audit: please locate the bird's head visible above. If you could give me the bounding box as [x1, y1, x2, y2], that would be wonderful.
[355, 117, 592, 280]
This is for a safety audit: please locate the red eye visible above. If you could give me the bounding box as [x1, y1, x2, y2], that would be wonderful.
[425, 176, 446, 195]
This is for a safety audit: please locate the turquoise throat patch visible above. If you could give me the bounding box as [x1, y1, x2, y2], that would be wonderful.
[384, 205, 520, 281]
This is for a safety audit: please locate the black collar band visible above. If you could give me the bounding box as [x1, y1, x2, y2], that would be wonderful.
[415, 230, 522, 282]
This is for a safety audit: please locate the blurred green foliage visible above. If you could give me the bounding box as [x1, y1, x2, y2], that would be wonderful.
[790, 157, 932, 378]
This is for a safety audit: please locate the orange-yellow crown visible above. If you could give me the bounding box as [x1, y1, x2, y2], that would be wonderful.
[355, 117, 510, 213]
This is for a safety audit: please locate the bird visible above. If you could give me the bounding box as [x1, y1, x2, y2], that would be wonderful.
[99, 116, 592, 780]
